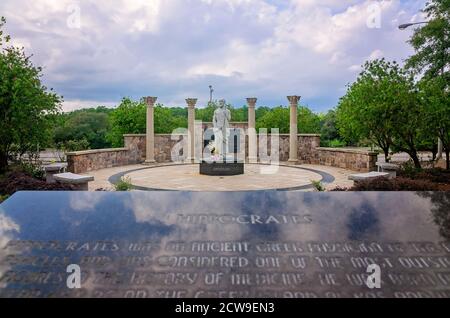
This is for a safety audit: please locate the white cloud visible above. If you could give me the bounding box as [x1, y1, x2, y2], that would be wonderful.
[348, 64, 361, 73]
[0, 0, 424, 111]
[369, 49, 384, 60]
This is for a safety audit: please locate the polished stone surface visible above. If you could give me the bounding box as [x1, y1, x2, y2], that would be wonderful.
[0, 191, 449, 298]
[112, 164, 331, 191]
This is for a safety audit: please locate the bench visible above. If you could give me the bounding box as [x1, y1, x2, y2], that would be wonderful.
[53, 172, 94, 191]
[376, 162, 400, 178]
[348, 171, 391, 184]
[44, 163, 68, 184]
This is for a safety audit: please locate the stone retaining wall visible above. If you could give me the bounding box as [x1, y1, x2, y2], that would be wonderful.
[315, 147, 378, 172]
[123, 133, 321, 164]
[67, 133, 377, 173]
[67, 148, 132, 174]
[257, 134, 320, 163]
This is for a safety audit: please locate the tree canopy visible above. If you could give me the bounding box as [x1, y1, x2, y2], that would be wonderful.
[107, 98, 188, 147]
[54, 108, 112, 150]
[406, 0, 449, 86]
[0, 17, 61, 171]
[256, 106, 321, 134]
[406, 0, 450, 169]
[336, 59, 426, 167]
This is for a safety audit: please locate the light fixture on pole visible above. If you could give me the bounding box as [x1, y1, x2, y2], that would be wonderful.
[209, 85, 214, 103]
[398, 21, 428, 30]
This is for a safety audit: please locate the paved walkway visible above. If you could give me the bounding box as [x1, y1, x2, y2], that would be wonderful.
[87, 163, 356, 192]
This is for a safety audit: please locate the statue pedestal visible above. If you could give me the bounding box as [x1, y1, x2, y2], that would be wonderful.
[200, 156, 244, 176]
[200, 162, 244, 176]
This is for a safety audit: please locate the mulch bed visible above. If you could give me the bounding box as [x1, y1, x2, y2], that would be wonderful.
[350, 177, 440, 191]
[332, 168, 450, 191]
[398, 168, 450, 181]
[0, 171, 75, 196]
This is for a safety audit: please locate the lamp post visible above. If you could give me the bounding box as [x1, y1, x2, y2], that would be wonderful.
[399, 20, 443, 161]
[209, 85, 214, 103]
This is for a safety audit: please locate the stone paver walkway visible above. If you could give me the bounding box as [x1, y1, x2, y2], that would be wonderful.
[87, 163, 356, 192]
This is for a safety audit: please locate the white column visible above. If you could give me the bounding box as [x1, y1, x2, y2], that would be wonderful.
[287, 95, 301, 164]
[186, 98, 197, 163]
[247, 98, 257, 163]
[437, 137, 443, 160]
[144, 96, 157, 164]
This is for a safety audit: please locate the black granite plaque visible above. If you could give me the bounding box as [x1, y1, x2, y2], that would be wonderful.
[0, 191, 449, 298]
[200, 162, 244, 176]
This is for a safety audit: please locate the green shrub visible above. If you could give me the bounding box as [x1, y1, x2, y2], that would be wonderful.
[56, 139, 90, 152]
[114, 176, 133, 191]
[320, 139, 347, 148]
[329, 139, 346, 148]
[20, 162, 45, 180]
[399, 161, 422, 179]
[311, 180, 325, 192]
[0, 194, 10, 203]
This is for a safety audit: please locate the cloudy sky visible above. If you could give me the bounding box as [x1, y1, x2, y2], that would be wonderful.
[0, 0, 426, 112]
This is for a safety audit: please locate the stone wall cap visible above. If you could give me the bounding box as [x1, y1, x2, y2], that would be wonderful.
[318, 147, 378, 155]
[44, 163, 67, 171]
[124, 134, 189, 137]
[66, 148, 128, 156]
[123, 132, 320, 137]
[376, 162, 400, 170]
[202, 121, 248, 124]
[348, 172, 389, 181]
[273, 134, 321, 136]
[54, 172, 94, 183]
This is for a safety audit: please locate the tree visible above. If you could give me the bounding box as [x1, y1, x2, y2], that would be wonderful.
[388, 77, 424, 169]
[336, 59, 425, 167]
[255, 105, 321, 134]
[54, 108, 112, 149]
[419, 77, 450, 169]
[107, 98, 146, 147]
[255, 106, 271, 120]
[0, 17, 10, 46]
[319, 110, 344, 147]
[337, 59, 395, 160]
[195, 100, 249, 123]
[256, 106, 290, 133]
[406, 0, 449, 86]
[154, 104, 187, 133]
[298, 106, 321, 133]
[107, 98, 187, 147]
[230, 105, 247, 122]
[0, 18, 61, 172]
[406, 0, 450, 169]
[196, 102, 217, 122]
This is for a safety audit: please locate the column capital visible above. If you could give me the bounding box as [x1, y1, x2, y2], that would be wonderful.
[246, 98, 257, 107]
[186, 98, 198, 108]
[287, 95, 301, 106]
[144, 97, 158, 107]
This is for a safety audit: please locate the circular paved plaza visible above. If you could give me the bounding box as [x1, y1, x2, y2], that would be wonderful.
[108, 164, 335, 191]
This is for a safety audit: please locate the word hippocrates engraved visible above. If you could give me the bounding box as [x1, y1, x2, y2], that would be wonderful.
[176, 214, 313, 225]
